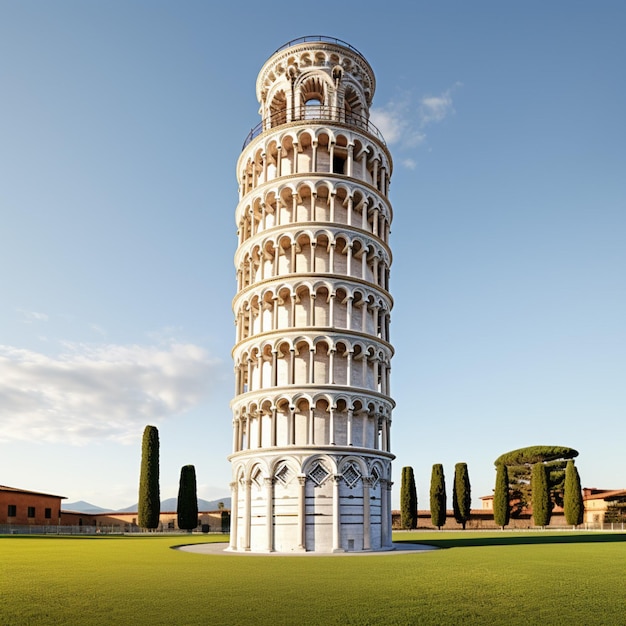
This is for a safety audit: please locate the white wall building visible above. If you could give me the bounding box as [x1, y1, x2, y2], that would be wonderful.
[229, 36, 395, 552]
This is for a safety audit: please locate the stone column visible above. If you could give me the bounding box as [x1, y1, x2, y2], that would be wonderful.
[332, 475, 342, 552]
[363, 477, 371, 550]
[271, 407, 277, 447]
[232, 418, 239, 453]
[298, 475, 307, 551]
[244, 479, 252, 551]
[347, 409, 353, 446]
[380, 478, 388, 548]
[265, 477, 274, 552]
[229, 480, 239, 550]
[308, 406, 315, 445]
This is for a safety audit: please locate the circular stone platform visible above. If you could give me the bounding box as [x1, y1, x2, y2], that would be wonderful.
[175, 542, 438, 556]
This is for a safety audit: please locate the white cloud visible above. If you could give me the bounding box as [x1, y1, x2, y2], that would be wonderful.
[419, 93, 454, 125]
[18, 309, 49, 323]
[371, 97, 427, 148]
[371, 83, 462, 167]
[0, 341, 223, 445]
[419, 82, 462, 127]
[370, 106, 405, 145]
[90, 323, 107, 336]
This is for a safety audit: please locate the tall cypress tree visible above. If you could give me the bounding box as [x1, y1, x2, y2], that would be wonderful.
[493, 463, 510, 529]
[563, 459, 584, 527]
[177, 465, 199, 531]
[430, 464, 447, 530]
[138, 425, 160, 529]
[400, 466, 418, 530]
[452, 462, 471, 530]
[531, 462, 551, 527]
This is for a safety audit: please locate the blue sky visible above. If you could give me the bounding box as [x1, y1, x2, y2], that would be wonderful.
[1, 1, 624, 510]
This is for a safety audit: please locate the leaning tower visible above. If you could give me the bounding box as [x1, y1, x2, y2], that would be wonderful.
[229, 36, 394, 553]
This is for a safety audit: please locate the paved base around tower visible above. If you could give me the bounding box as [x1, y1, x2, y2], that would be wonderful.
[175, 542, 438, 556]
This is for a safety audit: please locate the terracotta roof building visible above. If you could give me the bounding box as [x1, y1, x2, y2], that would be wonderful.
[0, 485, 66, 525]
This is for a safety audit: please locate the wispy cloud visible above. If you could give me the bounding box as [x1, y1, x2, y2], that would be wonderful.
[371, 96, 427, 148]
[419, 88, 458, 126]
[0, 341, 224, 445]
[18, 309, 49, 323]
[371, 82, 462, 167]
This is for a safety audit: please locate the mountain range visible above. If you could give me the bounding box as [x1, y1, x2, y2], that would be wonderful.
[64, 497, 231, 514]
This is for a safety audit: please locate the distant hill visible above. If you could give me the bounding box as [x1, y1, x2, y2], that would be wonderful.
[63, 501, 114, 514]
[117, 497, 231, 513]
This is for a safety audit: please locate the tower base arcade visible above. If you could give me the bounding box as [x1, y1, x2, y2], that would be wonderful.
[228, 448, 393, 553]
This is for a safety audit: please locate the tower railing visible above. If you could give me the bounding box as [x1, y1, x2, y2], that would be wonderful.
[272, 36, 365, 59]
[242, 105, 386, 149]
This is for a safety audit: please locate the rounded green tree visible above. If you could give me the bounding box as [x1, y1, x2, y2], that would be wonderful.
[138, 425, 160, 529]
[494, 445, 578, 515]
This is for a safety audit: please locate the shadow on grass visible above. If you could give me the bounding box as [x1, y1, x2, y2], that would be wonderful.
[395, 532, 626, 549]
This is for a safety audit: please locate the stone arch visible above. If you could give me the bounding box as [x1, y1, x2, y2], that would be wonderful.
[269, 455, 300, 485]
[293, 336, 312, 385]
[313, 282, 331, 326]
[344, 81, 366, 121]
[312, 338, 330, 385]
[276, 232, 294, 275]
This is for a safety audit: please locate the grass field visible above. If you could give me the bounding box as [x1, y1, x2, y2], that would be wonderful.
[1, 531, 624, 625]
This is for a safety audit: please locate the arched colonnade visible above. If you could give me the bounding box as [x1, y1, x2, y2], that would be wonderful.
[239, 128, 391, 204]
[231, 393, 392, 453]
[236, 229, 391, 292]
[237, 178, 391, 246]
[234, 279, 391, 343]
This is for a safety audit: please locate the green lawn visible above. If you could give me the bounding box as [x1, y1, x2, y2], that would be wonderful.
[1, 531, 624, 625]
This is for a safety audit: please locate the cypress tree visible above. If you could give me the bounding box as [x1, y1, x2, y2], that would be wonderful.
[400, 466, 418, 530]
[531, 462, 551, 527]
[563, 459, 584, 527]
[493, 463, 510, 529]
[177, 464, 199, 531]
[429, 464, 446, 530]
[221, 510, 231, 533]
[452, 462, 471, 530]
[138, 425, 160, 529]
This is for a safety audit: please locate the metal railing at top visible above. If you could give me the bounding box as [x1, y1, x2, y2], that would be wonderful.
[242, 105, 386, 150]
[271, 36, 365, 59]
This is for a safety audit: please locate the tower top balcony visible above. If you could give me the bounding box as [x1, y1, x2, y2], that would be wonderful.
[271, 36, 367, 60]
[245, 36, 379, 150]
